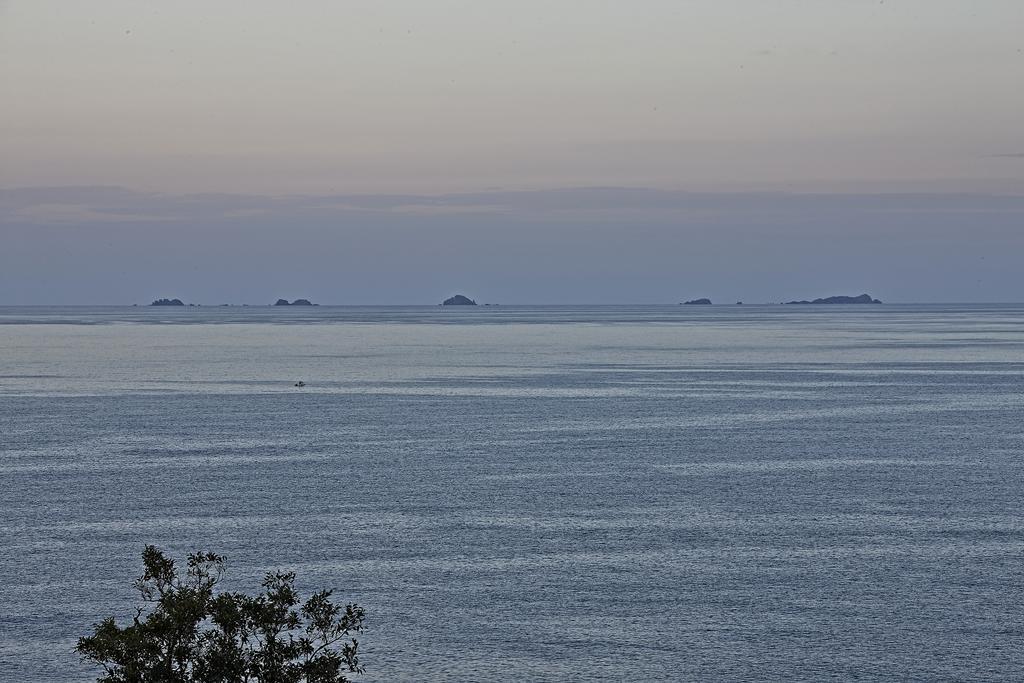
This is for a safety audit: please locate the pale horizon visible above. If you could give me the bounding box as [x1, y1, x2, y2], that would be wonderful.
[3, 1, 1024, 195]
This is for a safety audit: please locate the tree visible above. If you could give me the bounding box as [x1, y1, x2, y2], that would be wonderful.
[77, 546, 366, 683]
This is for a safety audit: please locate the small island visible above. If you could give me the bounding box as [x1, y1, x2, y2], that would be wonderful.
[682, 298, 712, 305]
[274, 299, 316, 306]
[150, 298, 184, 306]
[442, 294, 477, 306]
[785, 293, 882, 305]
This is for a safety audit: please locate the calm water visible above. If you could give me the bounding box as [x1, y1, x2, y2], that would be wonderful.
[2, 304, 1023, 681]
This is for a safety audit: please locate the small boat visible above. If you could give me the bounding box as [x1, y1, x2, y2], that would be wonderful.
[294, 381, 306, 387]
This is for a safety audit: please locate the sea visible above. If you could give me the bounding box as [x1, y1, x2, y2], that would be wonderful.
[1, 304, 1023, 681]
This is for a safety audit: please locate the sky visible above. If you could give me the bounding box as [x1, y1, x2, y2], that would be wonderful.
[2, 1, 1023, 303]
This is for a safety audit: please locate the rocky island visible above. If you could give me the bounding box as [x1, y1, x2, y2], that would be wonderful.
[150, 298, 185, 306]
[442, 294, 477, 306]
[274, 299, 315, 306]
[682, 298, 712, 305]
[785, 294, 882, 304]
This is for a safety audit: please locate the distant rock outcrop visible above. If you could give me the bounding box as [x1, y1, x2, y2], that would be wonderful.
[786, 294, 882, 305]
[274, 299, 316, 306]
[150, 298, 184, 306]
[682, 298, 712, 305]
[442, 294, 477, 306]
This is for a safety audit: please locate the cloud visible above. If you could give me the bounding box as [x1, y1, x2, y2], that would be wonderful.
[3, 185, 1024, 305]
[12, 203, 181, 224]
[4, 185, 1024, 229]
